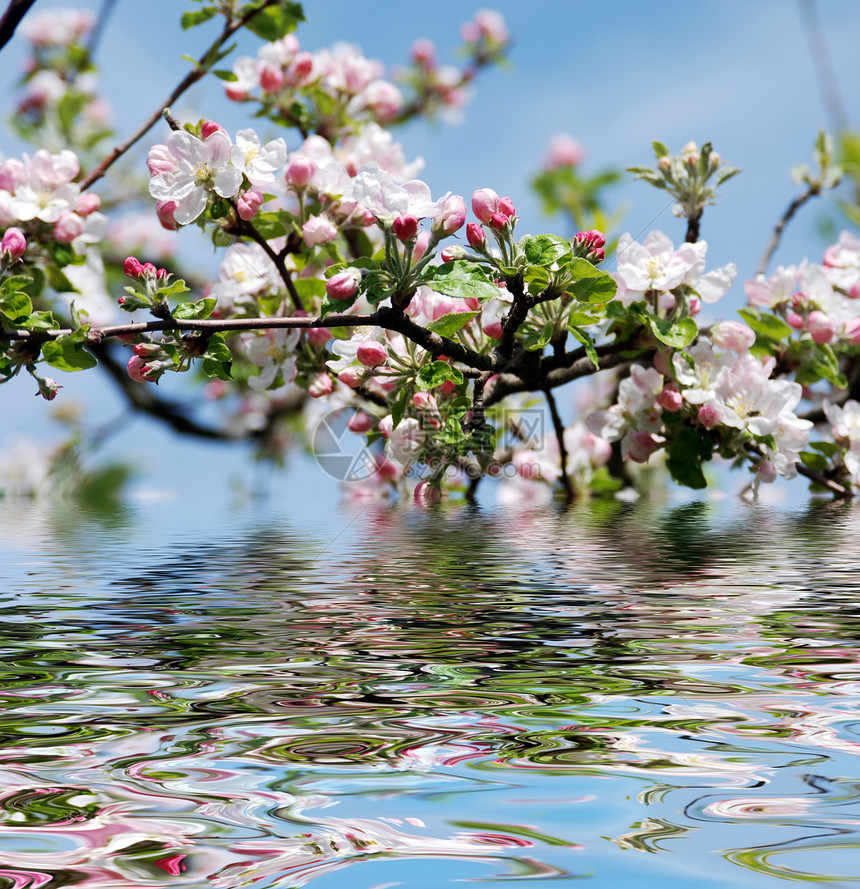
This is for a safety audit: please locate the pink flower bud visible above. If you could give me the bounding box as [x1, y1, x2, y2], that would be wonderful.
[123, 256, 143, 278]
[326, 268, 361, 300]
[850, 282, 860, 300]
[483, 319, 503, 339]
[844, 317, 860, 345]
[357, 340, 387, 368]
[237, 189, 264, 221]
[410, 38, 436, 67]
[260, 63, 286, 93]
[308, 372, 333, 398]
[1, 227, 26, 261]
[441, 245, 466, 262]
[471, 188, 500, 224]
[146, 144, 176, 176]
[142, 262, 157, 277]
[627, 430, 657, 463]
[307, 326, 332, 346]
[412, 391, 438, 411]
[591, 248, 605, 263]
[489, 212, 509, 231]
[285, 155, 315, 190]
[657, 383, 683, 412]
[127, 354, 151, 383]
[54, 212, 83, 243]
[757, 459, 778, 484]
[201, 120, 222, 140]
[378, 415, 393, 439]
[786, 309, 805, 330]
[348, 411, 376, 433]
[711, 320, 756, 352]
[302, 214, 338, 247]
[697, 403, 721, 428]
[498, 196, 516, 219]
[75, 193, 101, 216]
[807, 310, 835, 344]
[433, 195, 467, 236]
[287, 52, 314, 85]
[156, 200, 178, 231]
[543, 134, 586, 170]
[413, 480, 442, 504]
[466, 222, 485, 249]
[688, 296, 701, 316]
[413, 230, 431, 260]
[36, 376, 62, 401]
[392, 214, 419, 241]
[338, 366, 364, 388]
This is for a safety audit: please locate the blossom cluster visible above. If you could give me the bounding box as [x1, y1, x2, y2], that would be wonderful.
[3, 4, 860, 507]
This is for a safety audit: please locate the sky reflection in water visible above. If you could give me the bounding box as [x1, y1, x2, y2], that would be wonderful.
[1, 497, 860, 886]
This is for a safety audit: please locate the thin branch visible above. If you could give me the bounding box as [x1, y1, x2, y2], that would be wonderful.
[756, 183, 820, 276]
[0, 0, 37, 52]
[544, 387, 573, 500]
[231, 210, 305, 311]
[79, 0, 283, 190]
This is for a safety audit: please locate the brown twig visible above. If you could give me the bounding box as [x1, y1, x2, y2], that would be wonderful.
[544, 387, 574, 500]
[0, 0, 37, 52]
[756, 183, 820, 276]
[79, 0, 283, 191]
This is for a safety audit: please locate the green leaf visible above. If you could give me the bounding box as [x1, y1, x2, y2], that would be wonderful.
[436, 416, 467, 444]
[252, 211, 287, 240]
[181, 7, 219, 28]
[212, 69, 239, 82]
[566, 257, 617, 303]
[417, 360, 464, 390]
[22, 310, 59, 330]
[523, 322, 554, 351]
[738, 308, 791, 341]
[569, 325, 599, 367]
[1, 275, 33, 298]
[157, 279, 191, 300]
[201, 333, 233, 380]
[390, 385, 411, 430]
[427, 310, 479, 338]
[806, 343, 848, 388]
[293, 277, 326, 301]
[652, 140, 670, 159]
[810, 440, 840, 457]
[42, 335, 97, 371]
[800, 450, 829, 473]
[173, 298, 216, 320]
[647, 315, 698, 348]
[520, 234, 571, 267]
[666, 427, 712, 489]
[428, 262, 500, 302]
[244, 1, 304, 41]
[45, 265, 77, 293]
[0, 290, 32, 323]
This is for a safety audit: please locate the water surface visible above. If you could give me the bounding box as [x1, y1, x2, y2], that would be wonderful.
[1, 496, 860, 887]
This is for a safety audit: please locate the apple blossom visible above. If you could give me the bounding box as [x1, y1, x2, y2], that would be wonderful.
[357, 340, 388, 368]
[148, 130, 242, 225]
[1, 227, 26, 261]
[710, 320, 756, 352]
[302, 214, 338, 246]
[237, 189, 264, 221]
[326, 268, 361, 300]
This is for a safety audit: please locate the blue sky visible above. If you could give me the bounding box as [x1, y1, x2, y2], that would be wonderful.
[3, 0, 860, 505]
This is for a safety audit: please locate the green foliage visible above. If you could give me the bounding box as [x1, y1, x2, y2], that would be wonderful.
[429, 262, 500, 302]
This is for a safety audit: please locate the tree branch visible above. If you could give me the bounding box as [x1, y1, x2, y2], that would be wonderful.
[544, 387, 573, 499]
[79, 0, 283, 191]
[0, 0, 37, 53]
[756, 183, 820, 276]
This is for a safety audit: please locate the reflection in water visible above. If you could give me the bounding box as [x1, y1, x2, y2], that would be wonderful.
[1, 497, 860, 885]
